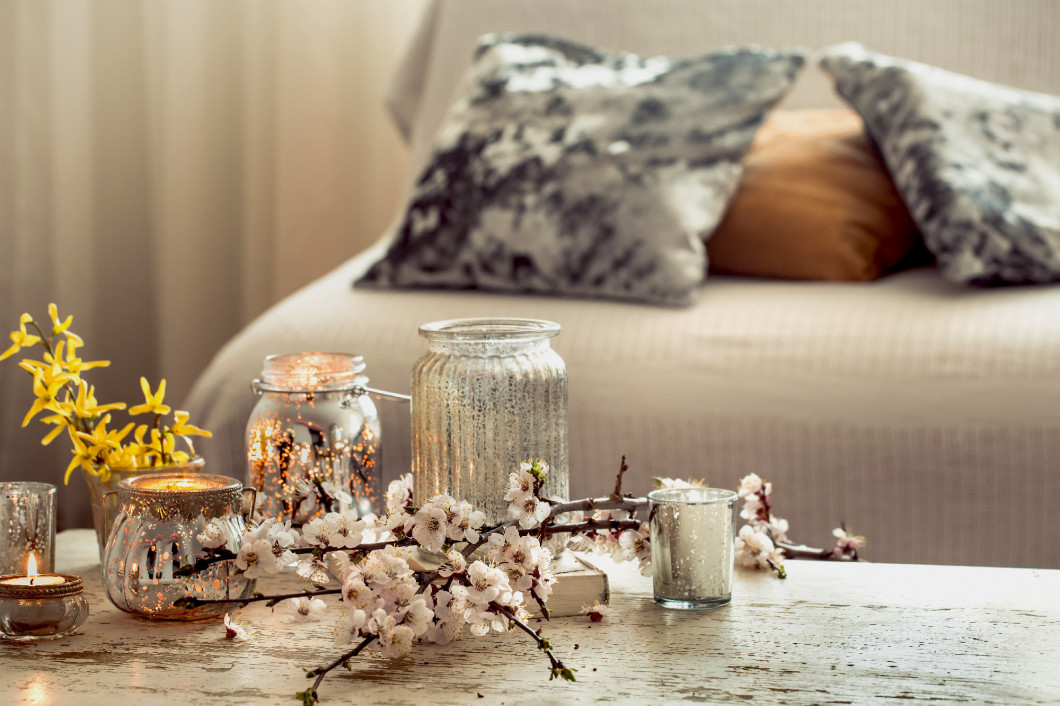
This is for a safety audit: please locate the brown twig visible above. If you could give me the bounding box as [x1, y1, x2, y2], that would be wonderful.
[610, 455, 630, 500]
[298, 635, 377, 705]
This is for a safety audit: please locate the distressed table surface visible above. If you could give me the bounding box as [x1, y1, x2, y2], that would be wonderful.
[1, 530, 1058, 705]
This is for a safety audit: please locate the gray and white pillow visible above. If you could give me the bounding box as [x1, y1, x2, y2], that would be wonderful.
[820, 43, 1060, 285]
[357, 34, 805, 305]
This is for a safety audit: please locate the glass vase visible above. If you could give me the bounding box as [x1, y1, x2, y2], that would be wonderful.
[411, 318, 569, 525]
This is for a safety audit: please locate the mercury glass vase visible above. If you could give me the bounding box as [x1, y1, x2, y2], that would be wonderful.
[411, 318, 569, 525]
[246, 352, 382, 523]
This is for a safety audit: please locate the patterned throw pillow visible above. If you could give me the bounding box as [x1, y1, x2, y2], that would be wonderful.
[357, 34, 806, 305]
[820, 43, 1060, 285]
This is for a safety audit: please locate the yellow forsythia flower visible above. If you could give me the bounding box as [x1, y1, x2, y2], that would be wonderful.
[129, 377, 171, 416]
[0, 313, 42, 361]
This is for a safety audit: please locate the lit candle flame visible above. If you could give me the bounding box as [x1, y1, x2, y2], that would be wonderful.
[27, 553, 38, 585]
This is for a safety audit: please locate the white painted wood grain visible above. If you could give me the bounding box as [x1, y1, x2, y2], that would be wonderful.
[1, 530, 1056, 705]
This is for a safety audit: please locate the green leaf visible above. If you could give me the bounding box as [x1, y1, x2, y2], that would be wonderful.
[294, 687, 318, 705]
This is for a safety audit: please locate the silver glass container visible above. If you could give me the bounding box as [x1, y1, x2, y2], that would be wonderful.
[648, 487, 737, 610]
[246, 352, 383, 523]
[102, 472, 255, 620]
[0, 482, 56, 575]
[412, 318, 569, 524]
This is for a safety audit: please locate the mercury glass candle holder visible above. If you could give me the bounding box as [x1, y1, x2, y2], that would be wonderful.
[102, 472, 255, 620]
[246, 352, 386, 523]
[0, 482, 56, 575]
[648, 487, 737, 609]
[0, 572, 88, 641]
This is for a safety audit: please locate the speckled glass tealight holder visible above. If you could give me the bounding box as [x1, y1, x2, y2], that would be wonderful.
[0, 482, 56, 575]
[648, 487, 737, 610]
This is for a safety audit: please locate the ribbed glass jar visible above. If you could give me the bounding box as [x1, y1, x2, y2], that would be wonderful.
[411, 319, 568, 524]
[246, 352, 381, 523]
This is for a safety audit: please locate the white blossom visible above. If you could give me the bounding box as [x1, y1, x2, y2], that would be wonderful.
[463, 561, 511, 609]
[410, 504, 448, 553]
[503, 468, 536, 505]
[509, 494, 550, 529]
[734, 525, 784, 571]
[341, 577, 375, 611]
[385, 473, 414, 514]
[738, 473, 765, 498]
[296, 557, 331, 585]
[401, 596, 435, 636]
[445, 500, 487, 543]
[579, 601, 613, 622]
[196, 518, 230, 550]
[466, 609, 508, 637]
[333, 608, 369, 646]
[378, 624, 416, 659]
[286, 596, 327, 622]
[439, 549, 467, 578]
[618, 523, 652, 576]
[652, 477, 693, 490]
[235, 538, 274, 579]
[832, 527, 865, 559]
[223, 612, 250, 641]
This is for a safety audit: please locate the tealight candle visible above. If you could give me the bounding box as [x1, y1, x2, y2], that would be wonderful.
[0, 554, 89, 641]
[133, 476, 228, 493]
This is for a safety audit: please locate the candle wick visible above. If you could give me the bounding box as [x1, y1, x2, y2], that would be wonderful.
[30, 576, 36, 586]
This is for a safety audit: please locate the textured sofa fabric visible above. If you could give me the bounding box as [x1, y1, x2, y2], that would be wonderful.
[186, 0, 1060, 569]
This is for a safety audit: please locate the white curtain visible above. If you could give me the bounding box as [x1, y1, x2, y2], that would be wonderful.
[0, 0, 426, 528]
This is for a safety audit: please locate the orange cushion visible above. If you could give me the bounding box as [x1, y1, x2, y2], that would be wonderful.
[706, 109, 921, 281]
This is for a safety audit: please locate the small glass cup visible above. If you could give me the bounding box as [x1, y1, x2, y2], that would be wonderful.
[0, 483, 57, 575]
[648, 487, 737, 609]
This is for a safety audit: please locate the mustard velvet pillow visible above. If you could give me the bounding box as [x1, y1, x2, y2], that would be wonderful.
[706, 109, 922, 281]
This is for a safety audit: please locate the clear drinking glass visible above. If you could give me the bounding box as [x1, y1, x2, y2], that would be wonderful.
[411, 318, 569, 525]
[0, 483, 57, 575]
[648, 487, 737, 609]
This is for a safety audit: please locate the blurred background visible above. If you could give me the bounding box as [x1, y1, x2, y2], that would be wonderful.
[0, 0, 428, 528]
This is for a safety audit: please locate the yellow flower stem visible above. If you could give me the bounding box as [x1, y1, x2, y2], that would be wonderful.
[26, 319, 103, 465]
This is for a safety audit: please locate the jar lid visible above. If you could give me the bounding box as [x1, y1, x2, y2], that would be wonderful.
[0, 574, 83, 600]
[419, 318, 561, 342]
[257, 352, 366, 391]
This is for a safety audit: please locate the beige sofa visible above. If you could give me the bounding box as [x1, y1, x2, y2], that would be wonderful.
[186, 0, 1060, 569]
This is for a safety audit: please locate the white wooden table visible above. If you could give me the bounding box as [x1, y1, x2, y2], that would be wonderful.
[1, 530, 1058, 705]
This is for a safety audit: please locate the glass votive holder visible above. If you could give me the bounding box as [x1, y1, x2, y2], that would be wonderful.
[648, 487, 737, 609]
[0, 482, 56, 575]
[0, 574, 89, 641]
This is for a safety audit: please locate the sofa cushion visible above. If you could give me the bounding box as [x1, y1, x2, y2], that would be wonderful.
[357, 33, 805, 305]
[707, 109, 922, 281]
[820, 42, 1060, 285]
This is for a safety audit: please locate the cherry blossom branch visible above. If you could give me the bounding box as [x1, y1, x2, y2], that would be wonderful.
[298, 636, 377, 706]
[526, 518, 643, 537]
[174, 587, 341, 609]
[494, 604, 576, 682]
[546, 496, 646, 517]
